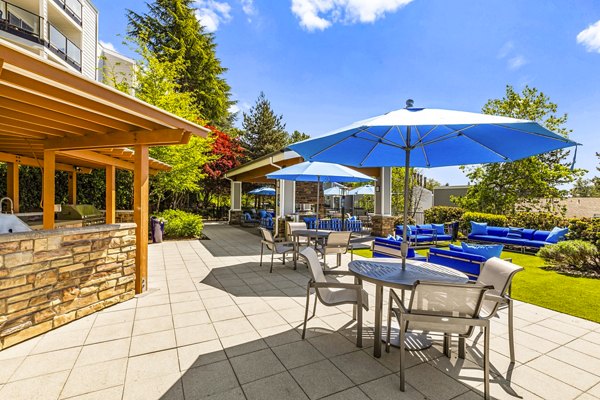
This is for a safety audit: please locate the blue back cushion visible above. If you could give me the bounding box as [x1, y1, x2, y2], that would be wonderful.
[396, 225, 415, 235]
[258, 210, 268, 219]
[533, 230, 551, 241]
[487, 227, 509, 237]
[470, 221, 488, 235]
[244, 212, 251, 221]
[418, 224, 432, 229]
[521, 229, 536, 240]
[449, 244, 463, 252]
[545, 227, 568, 243]
[461, 242, 504, 259]
[508, 227, 523, 238]
[431, 223, 445, 235]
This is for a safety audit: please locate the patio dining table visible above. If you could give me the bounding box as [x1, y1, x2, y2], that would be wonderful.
[290, 229, 333, 266]
[348, 258, 469, 358]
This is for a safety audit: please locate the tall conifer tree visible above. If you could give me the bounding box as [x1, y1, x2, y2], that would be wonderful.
[127, 0, 232, 123]
[241, 92, 289, 160]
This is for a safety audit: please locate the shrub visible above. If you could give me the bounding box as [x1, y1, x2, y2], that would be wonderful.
[567, 218, 600, 247]
[155, 209, 204, 238]
[393, 215, 416, 226]
[424, 206, 464, 224]
[507, 211, 568, 231]
[537, 240, 600, 274]
[460, 211, 507, 233]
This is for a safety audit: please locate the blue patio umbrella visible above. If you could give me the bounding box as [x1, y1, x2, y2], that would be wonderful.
[323, 186, 346, 196]
[266, 161, 373, 229]
[348, 185, 375, 196]
[290, 100, 580, 266]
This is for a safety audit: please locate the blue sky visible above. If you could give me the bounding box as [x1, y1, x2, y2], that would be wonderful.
[95, 0, 600, 185]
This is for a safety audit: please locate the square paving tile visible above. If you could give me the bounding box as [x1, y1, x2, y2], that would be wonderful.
[75, 338, 130, 367]
[230, 348, 286, 384]
[181, 360, 239, 399]
[271, 340, 325, 370]
[177, 340, 226, 371]
[330, 350, 392, 385]
[242, 371, 309, 400]
[61, 358, 127, 399]
[129, 329, 176, 356]
[126, 349, 180, 383]
[132, 315, 174, 336]
[0, 370, 68, 400]
[11, 347, 80, 381]
[175, 323, 219, 347]
[290, 359, 354, 399]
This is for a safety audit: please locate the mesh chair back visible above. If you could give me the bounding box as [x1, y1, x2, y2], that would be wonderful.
[407, 281, 489, 336]
[260, 227, 275, 251]
[325, 231, 352, 254]
[286, 222, 307, 241]
[476, 257, 523, 315]
[301, 247, 327, 284]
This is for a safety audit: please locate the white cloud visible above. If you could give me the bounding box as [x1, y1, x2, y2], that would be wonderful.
[240, 0, 256, 19]
[291, 0, 413, 31]
[195, 1, 232, 32]
[577, 20, 600, 53]
[99, 40, 116, 51]
[508, 55, 527, 70]
[497, 41, 513, 59]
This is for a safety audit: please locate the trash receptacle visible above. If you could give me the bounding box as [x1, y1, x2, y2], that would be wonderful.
[150, 216, 165, 243]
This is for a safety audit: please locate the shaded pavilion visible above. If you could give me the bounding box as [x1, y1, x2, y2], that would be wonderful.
[0, 39, 209, 293]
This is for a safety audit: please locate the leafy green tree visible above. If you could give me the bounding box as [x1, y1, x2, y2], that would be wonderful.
[241, 92, 289, 160]
[571, 153, 600, 197]
[391, 168, 439, 216]
[454, 85, 583, 214]
[288, 130, 310, 144]
[127, 0, 232, 123]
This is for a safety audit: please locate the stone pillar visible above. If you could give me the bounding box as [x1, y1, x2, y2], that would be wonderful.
[295, 182, 325, 218]
[371, 215, 397, 237]
[228, 180, 242, 225]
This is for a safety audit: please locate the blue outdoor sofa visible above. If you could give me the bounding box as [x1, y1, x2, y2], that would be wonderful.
[428, 243, 509, 280]
[372, 237, 427, 261]
[467, 224, 568, 252]
[394, 224, 453, 246]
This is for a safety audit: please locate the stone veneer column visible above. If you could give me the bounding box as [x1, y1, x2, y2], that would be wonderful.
[229, 181, 242, 225]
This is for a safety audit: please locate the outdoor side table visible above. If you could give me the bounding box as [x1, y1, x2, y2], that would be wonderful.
[348, 258, 469, 358]
[291, 229, 333, 266]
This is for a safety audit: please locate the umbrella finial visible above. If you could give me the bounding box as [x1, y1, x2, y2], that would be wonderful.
[405, 99, 414, 108]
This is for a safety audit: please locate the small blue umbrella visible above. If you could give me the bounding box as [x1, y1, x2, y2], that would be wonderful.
[290, 100, 580, 266]
[267, 161, 373, 228]
[248, 186, 275, 196]
[348, 185, 375, 196]
[323, 186, 346, 196]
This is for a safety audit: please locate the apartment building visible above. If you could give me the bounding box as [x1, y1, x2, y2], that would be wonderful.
[0, 0, 133, 82]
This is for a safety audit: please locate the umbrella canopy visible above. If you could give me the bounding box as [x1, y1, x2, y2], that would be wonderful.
[248, 186, 276, 196]
[323, 186, 346, 196]
[290, 105, 579, 168]
[289, 101, 579, 266]
[348, 185, 375, 196]
[267, 161, 373, 182]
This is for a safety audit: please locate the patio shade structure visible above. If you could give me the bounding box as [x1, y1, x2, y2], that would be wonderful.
[266, 161, 373, 229]
[290, 100, 580, 267]
[0, 40, 210, 292]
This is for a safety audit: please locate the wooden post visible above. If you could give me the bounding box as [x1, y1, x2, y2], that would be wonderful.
[6, 162, 19, 213]
[105, 165, 116, 224]
[134, 145, 149, 293]
[68, 171, 77, 204]
[43, 150, 56, 230]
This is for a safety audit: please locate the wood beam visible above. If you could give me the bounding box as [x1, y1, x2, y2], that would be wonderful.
[0, 122, 48, 139]
[0, 109, 88, 136]
[43, 150, 55, 230]
[6, 162, 19, 213]
[45, 129, 186, 150]
[68, 172, 77, 205]
[105, 165, 116, 224]
[0, 152, 92, 173]
[59, 150, 136, 171]
[134, 145, 149, 294]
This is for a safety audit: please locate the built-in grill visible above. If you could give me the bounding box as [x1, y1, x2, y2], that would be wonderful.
[58, 204, 104, 226]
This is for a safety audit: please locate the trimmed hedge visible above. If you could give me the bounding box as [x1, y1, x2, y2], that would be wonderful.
[567, 218, 600, 247]
[424, 206, 465, 224]
[507, 211, 568, 231]
[460, 211, 508, 233]
[537, 240, 600, 273]
[155, 209, 204, 238]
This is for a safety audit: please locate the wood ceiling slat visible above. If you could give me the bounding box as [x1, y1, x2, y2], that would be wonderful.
[0, 108, 88, 136]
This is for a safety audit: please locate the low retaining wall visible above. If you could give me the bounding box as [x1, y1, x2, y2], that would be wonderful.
[0, 223, 136, 350]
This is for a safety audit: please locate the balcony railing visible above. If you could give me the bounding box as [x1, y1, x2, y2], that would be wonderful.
[51, 0, 82, 25]
[47, 22, 81, 71]
[0, 0, 43, 44]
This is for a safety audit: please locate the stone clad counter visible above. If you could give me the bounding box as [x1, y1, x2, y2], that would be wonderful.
[0, 223, 137, 350]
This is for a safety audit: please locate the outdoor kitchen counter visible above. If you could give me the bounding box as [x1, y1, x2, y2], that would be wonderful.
[0, 223, 137, 350]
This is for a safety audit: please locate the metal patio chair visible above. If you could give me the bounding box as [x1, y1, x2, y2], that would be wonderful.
[316, 230, 352, 268]
[259, 227, 294, 273]
[300, 247, 369, 347]
[386, 281, 493, 399]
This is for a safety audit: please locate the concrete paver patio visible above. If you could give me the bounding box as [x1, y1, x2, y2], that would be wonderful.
[1, 222, 599, 400]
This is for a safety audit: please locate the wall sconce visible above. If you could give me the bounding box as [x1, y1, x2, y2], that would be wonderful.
[375, 186, 381, 192]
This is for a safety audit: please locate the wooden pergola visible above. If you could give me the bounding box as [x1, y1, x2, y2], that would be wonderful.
[0, 40, 209, 293]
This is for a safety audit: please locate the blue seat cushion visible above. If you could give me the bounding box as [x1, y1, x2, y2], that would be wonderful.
[470, 221, 488, 235]
[461, 242, 503, 258]
[449, 244, 463, 252]
[435, 234, 452, 242]
[545, 227, 568, 243]
[431, 223, 445, 235]
[533, 230, 551, 241]
[521, 229, 536, 240]
[244, 212, 252, 221]
[487, 226, 509, 237]
[258, 210, 268, 219]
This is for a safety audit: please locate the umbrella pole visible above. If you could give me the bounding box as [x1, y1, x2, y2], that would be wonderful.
[401, 127, 411, 270]
[316, 177, 320, 232]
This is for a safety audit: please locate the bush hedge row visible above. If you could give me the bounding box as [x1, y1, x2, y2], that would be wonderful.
[155, 209, 204, 238]
[423, 206, 465, 224]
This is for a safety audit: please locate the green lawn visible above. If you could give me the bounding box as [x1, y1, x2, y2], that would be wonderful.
[351, 246, 600, 323]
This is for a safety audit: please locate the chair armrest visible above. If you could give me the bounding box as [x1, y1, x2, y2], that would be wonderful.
[323, 270, 355, 276]
[310, 281, 363, 290]
[483, 292, 509, 304]
[389, 289, 409, 314]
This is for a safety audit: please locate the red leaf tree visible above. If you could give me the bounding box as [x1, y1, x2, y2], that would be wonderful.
[199, 126, 245, 208]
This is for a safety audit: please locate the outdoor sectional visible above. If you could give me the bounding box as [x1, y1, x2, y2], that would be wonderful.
[372, 237, 427, 261]
[428, 247, 490, 280]
[467, 225, 567, 252]
[394, 224, 453, 246]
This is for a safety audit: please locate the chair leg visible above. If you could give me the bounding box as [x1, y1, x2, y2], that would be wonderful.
[356, 299, 363, 348]
[302, 284, 311, 340]
[458, 337, 466, 359]
[386, 294, 393, 353]
[336, 253, 341, 267]
[399, 315, 406, 392]
[312, 294, 318, 317]
[259, 243, 264, 266]
[270, 249, 275, 273]
[508, 298, 516, 363]
[484, 324, 490, 400]
[282, 252, 286, 265]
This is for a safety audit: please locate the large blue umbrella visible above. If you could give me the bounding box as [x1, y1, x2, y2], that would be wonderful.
[290, 101, 580, 266]
[267, 161, 373, 228]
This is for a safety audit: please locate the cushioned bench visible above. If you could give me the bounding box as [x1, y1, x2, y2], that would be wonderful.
[372, 237, 427, 261]
[467, 223, 568, 251]
[428, 242, 506, 280]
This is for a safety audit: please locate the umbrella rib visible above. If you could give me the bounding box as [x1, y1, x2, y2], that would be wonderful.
[411, 125, 438, 147]
[459, 131, 512, 161]
[418, 125, 477, 146]
[492, 123, 574, 142]
[358, 126, 395, 166]
[413, 126, 431, 167]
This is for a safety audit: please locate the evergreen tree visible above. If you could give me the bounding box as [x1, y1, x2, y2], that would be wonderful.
[288, 130, 310, 144]
[241, 92, 289, 160]
[127, 0, 232, 123]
